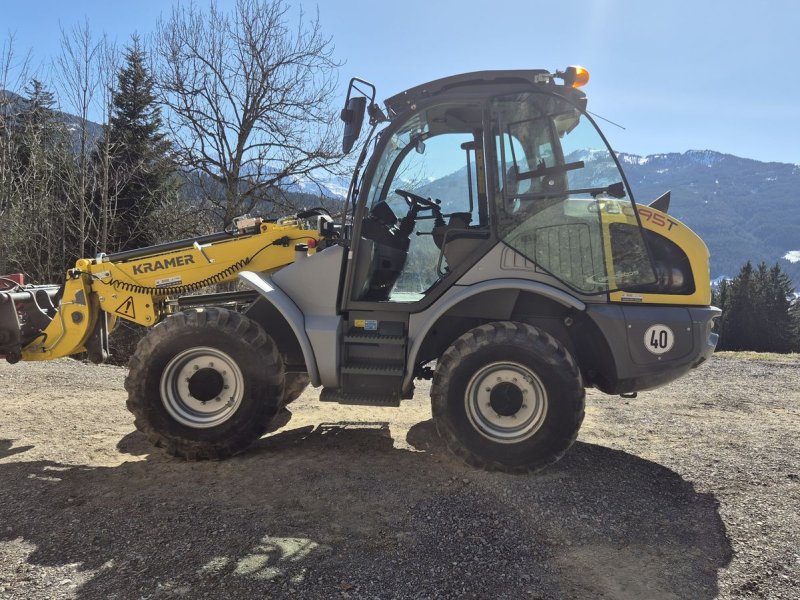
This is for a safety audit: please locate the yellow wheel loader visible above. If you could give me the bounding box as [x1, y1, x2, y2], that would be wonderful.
[1, 67, 720, 471]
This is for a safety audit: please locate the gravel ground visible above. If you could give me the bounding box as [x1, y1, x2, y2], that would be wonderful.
[0, 353, 798, 599]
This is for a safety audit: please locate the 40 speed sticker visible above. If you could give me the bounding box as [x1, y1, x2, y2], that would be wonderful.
[644, 324, 674, 355]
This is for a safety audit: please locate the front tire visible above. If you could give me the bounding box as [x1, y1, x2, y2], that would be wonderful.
[125, 307, 285, 459]
[431, 321, 585, 473]
[282, 373, 310, 405]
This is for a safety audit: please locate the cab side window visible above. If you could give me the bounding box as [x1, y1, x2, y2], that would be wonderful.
[492, 91, 654, 294]
[352, 102, 491, 304]
[382, 133, 478, 217]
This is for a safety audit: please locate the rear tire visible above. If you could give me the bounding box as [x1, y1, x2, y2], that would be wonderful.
[125, 307, 284, 459]
[431, 321, 585, 473]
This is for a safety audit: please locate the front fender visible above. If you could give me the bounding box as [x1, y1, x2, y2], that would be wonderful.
[239, 271, 321, 386]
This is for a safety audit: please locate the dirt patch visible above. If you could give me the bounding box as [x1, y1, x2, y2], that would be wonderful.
[0, 354, 798, 599]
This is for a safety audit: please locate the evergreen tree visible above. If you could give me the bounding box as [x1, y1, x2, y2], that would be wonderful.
[712, 278, 730, 345]
[0, 80, 75, 282]
[719, 261, 756, 350]
[791, 299, 800, 352]
[762, 263, 797, 352]
[14, 80, 61, 172]
[101, 37, 174, 251]
[715, 260, 798, 352]
[23, 80, 56, 128]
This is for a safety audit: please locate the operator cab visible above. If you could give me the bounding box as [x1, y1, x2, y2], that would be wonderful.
[342, 68, 655, 310]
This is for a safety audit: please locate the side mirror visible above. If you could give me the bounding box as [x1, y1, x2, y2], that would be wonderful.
[341, 96, 367, 154]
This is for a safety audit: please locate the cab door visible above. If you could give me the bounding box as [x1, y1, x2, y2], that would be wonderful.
[343, 100, 493, 312]
[335, 100, 494, 400]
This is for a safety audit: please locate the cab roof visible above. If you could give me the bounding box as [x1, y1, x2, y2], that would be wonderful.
[384, 69, 584, 118]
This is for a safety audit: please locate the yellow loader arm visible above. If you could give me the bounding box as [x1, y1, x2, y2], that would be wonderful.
[0, 215, 326, 363]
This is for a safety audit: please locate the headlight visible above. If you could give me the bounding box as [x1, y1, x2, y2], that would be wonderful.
[611, 224, 696, 295]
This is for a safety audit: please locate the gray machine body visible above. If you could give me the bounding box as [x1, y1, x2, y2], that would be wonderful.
[240, 241, 719, 398]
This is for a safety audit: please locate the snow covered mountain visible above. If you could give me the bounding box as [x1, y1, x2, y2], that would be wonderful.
[286, 174, 350, 199]
[617, 150, 800, 287]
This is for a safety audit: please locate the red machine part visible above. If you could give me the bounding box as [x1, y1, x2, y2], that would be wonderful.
[0, 273, 25, 290]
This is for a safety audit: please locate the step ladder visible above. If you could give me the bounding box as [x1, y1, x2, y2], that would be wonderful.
[320, 318, 407, 406]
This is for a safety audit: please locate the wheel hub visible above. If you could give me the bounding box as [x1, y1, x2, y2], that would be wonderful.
[160, 347, 245, 429]
[465, 361, 548, 444]
[188, 368, 225, 402]
[489, 382, 524, 416]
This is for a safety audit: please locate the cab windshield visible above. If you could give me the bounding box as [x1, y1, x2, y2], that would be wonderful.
[493, 91, 655, 294]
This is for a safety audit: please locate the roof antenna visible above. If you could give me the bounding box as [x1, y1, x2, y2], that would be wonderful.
[588, 110, 626, 130]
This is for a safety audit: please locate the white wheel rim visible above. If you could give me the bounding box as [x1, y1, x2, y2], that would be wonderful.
[464, 361, 548, 444]
[160, 346, 245, 429]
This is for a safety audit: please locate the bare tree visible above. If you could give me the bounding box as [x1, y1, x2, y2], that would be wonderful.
[0, 34, 32, 275]
[0, 78, 75, 283]
[154, 0, 342, 225]
[0, 33, 31, 218]
[92, 38, 120, 253]
[54, 20, 103, 257]
[0, 32, 31, 98]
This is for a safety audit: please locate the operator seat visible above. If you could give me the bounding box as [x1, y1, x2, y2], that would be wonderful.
[432, 212, 471, 250]
[356, 201, 410, 300]
[432, 211, 489, 270]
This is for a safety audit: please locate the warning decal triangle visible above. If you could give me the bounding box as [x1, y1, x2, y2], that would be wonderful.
[115, 296, 136, 319]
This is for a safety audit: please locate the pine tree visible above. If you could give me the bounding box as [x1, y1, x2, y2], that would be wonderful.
[712, 278, 730, 346]
[2, 80, 73, 282]
[14, 80, 60, 172]
[722, 261, 755, 350]
[23, 80, 56, 129]
[762, 263, 797, 352]
[715, 260, 799, 352]
[101, 37, 174, 251]
[791, 299, 800, 352]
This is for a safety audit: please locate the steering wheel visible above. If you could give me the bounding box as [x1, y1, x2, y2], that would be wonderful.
[394, 189, 440, 211]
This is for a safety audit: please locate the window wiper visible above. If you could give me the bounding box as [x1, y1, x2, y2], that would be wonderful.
[515, 160, 585, 181]
[515, 181, 626, 201]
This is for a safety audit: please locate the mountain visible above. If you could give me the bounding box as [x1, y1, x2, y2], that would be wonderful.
[286, 173, 350, 199]
[618, 150, 800, 287]
[0, 89, 105, 152]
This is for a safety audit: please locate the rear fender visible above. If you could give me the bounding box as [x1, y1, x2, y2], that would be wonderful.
[405, 279, 586, 390]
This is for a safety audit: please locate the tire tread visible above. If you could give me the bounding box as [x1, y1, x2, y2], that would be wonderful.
[431, 321, 585, 473]
[125, 307, 283, 459]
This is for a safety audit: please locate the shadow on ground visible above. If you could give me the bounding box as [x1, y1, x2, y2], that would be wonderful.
[0, 439, 34, 460]
[0, 421, 732, 600]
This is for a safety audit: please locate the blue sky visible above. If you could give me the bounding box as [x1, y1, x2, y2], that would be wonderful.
[3, 0, 797, 163]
